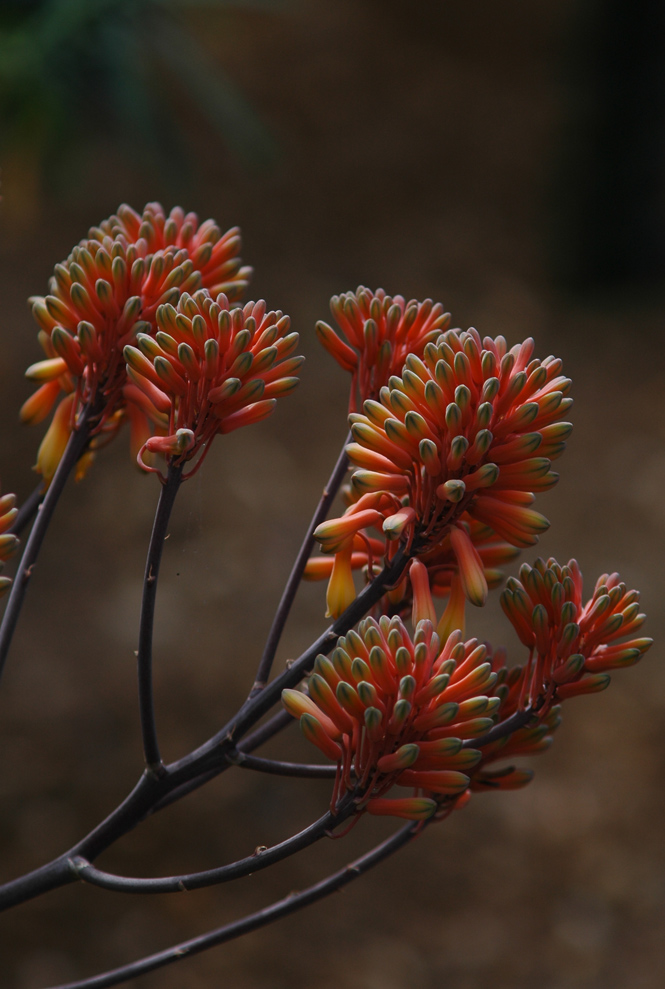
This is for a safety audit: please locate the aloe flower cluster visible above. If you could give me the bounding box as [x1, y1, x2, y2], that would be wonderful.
[500, 558, 651, 709]
[124, 291, 302, 476]
[284, 556, 650, 820]
[2, 235, 654, 985]
[316, 287, 451, 411]
[283, 615, 496, 820]
[21, 203, 252, 482]
[310, 326, 571, 619]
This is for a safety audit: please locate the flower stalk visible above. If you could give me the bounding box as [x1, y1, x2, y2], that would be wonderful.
[137, 462, 183, 772]
[0, 402, 96, 682]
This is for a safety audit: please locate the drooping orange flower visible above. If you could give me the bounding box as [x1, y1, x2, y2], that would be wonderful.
[499, 557, 652, 714]
[306, 501, 520, 626]
[316, 287, 451, 411]
[283, 616, 505, 820]
[124, 290, 302, 477]
[313, 328, 572, 613]
[21, 203, 252, 482]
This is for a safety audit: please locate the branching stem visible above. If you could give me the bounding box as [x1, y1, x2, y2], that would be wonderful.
[0, 480, 537, 921]
[48, 820, 420, 989]
[165, 546, 412, 784]
[71, 795, 354, 895]
[229, 752, 338, 778]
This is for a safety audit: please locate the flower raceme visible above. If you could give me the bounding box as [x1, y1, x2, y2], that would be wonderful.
[282, 616, 505, 821]
[282, 559, 651, 822]
[21, 202, 252, 483]
[316, 287, 451, 411]
[124, 290, 302, 476]
[313, 327, 572, 615]
[91, 203, 252, 301]
[500, 557, 652, 712]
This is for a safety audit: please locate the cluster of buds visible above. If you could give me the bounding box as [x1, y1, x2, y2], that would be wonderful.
[0, 489, 19, 597]
[316, 287, 451, 411]
[283, 616, 499, 820]
[21, 203, 252, 483]
[284, 558, 651, 820]
[124, 291, 302, 476]
[292, 298, 653, 825]
[310, 325, 572, 618]
[282, 612, 562, 822]
[500, 558, 651, 712]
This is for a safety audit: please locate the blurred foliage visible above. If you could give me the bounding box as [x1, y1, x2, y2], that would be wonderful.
[0, 0, 277, 192]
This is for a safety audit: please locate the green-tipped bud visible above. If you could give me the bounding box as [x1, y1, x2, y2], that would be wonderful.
[376, 744, 420, 774]
[398, 675, 417, 700]
[552, 653, 585, 684]
[438, 479, 466, 503]
[388, 698, 412, 730]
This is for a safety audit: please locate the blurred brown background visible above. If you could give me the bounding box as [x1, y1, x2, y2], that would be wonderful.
[1, 1, 664, 987]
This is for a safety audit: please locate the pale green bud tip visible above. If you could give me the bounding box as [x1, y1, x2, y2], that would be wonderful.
[437, 479, 466, 502]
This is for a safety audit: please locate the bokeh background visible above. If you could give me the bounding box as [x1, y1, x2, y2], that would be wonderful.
[1, 1, 664, 987]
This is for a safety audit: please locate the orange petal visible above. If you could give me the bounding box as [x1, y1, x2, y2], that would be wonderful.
[35, 393, 77, 484]
[449, 525, 488, 607]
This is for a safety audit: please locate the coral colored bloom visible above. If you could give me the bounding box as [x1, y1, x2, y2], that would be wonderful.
[316, 287, 451, 411]
[409, 560, 437, 627]
[449, 524, 488, 607]
[282, 617, 504, 819]
[90, 202, 252, 301]
[314, 328, 571, 609]
[124, 290, 302, 477]
[325, 541, 356, 619]
[307, 510, 518, 628]
[500, 557, 652, 714]
[22, 203, 252, 483]
[314, 330, 572, 610]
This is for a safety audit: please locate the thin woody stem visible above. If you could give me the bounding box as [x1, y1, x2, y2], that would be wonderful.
[138, 462, 183, 773]
[0, 554, 410, 912]
[166, 546, 412, 784]
[0, 515, 540, 918]
[0, 773, 163, 911]
[70, 794, 355, 895]
[0, 405, 94, 683]
[250, 432, 350, 695]
[146, 709, 297, 815]
[48, 821, 420, 989]
[228, 752, 338, 778]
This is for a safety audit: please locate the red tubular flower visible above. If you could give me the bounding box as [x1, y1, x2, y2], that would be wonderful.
[124, 290, 302, 477]
[282, 616, 506, 820]
[307, 512, 518, 588]
[316, 287, 451, 410]
[22, 203, 252, 482]
[313, 328, 571, 611]
[500, 557, 652, 714]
